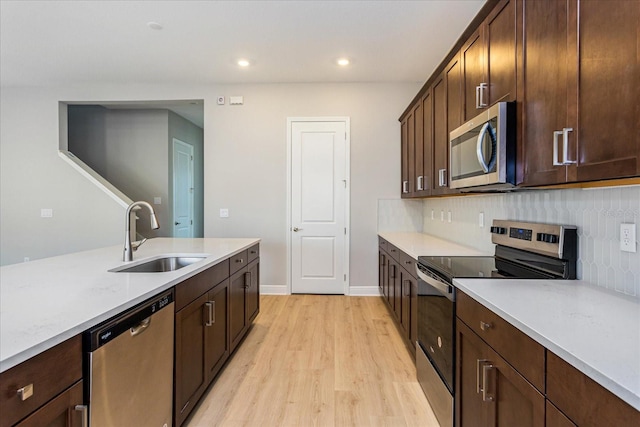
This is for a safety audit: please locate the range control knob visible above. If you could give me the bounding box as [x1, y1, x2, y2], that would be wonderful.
[537, 233, 559, 244]
[490, 226, 506, 235]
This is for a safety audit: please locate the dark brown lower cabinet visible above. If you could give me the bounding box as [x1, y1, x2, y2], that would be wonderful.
[204, 280, 230, 382]
[175, 292, 208, 425]
[16, 381, 84, 427]
[455, 320, 545, 427]
[229, 258, 260, 353]
[546, 401, 576, 427]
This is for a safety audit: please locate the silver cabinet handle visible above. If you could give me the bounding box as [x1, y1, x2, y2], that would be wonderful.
[562, 128, 575, 164]
[416, 175, 424, 191]
[17, 383, 33, 401]
[438, 169, 447, 187]
[553, 130, 564, 166]
[402, 180, 409, 194]
[130, 317, 151, 336]
[235, 258, 244, 264]
[205, 301, 215, 326]
[75, 404, 88, 427]
[293, 227, 303, 232]
[476, 85, 481, 109]
[478, 82, 488, 108]
[482, 363, 495, 402]
[476, 359, 488, 394]
[480, 321, 492, 331]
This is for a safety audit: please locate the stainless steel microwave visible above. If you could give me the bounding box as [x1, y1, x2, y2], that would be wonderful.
[449, 102, 516, 191]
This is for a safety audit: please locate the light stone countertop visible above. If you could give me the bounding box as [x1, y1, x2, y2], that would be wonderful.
[378, 231, 490, 259]
[454, 278, 640, 411]
[0, 237, 260, 373]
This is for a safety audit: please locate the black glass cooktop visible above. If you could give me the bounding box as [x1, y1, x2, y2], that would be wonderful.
[417, 254, 556, 283]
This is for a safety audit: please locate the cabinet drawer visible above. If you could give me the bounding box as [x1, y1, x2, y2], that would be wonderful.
[0, 335, 82, 427]
[547, 351, 640, 426]
[456, 291, 545, 391]
[247, 244, 259, 263]
[387, 244, 401, 262]
[378, 237, 388, 252]
[175, 260, 230, 311]
[230, 250, 249, 275]
[399, 251, 417, 279]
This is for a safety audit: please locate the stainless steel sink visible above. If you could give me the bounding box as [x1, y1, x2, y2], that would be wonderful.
[110, 256, 207, 273]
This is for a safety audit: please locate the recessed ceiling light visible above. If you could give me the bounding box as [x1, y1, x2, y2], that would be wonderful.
[337, 58, 350, 66]
[238, 59, 250, 67]
[147, 22, 163, 30]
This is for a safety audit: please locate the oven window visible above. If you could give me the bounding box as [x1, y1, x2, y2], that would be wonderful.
[417, 281, 455, 393]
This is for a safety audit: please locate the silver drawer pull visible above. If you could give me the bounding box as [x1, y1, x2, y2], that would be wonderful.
[75, 404, 88, 427]
[130, 317, 151, 336]
[480, 321, 492, 331]
[17, 383, 33, 401]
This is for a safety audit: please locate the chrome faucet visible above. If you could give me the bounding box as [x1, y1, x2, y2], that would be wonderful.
[123, 201, 160, 262]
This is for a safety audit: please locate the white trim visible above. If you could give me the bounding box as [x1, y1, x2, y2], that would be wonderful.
[286, 117, 351, 295]
[58, 151, 132, 209]
[260, 285, 288, 295]
[348, 286, 382, 297]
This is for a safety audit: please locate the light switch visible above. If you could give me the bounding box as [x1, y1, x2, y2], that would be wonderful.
[229, 96, 244, 105]
[154, 197, 162, 205]
[41, 208, 53, 218]
[219, 208, 229, 218]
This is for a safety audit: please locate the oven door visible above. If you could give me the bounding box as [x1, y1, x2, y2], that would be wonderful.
[416, 263, 455, 427]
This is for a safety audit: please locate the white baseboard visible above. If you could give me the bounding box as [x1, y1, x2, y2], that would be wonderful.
[260, 285, 381, 296]
[260, 284, 288, 295]
[348, 286, 381, 296]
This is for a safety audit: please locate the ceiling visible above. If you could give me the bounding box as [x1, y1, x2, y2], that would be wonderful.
[0, 0, 486, 87]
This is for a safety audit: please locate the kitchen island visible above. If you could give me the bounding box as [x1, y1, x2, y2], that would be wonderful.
[0, 237, 259, 373]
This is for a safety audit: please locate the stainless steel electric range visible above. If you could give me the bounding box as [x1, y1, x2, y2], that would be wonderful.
[415, 220, 578, 427]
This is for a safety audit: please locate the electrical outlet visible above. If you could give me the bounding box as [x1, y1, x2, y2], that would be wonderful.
[440, 210, 444, 222]
[23, 257, 30, 262]
[620, 223, 636, 253]
[431, 209, 435, 220]
[40, 208, 53, 218]
[153, 197, 162, 205]
[219, 208, 229, 218]
[479, 212, 485, 228]
[447, 211, 452, 223]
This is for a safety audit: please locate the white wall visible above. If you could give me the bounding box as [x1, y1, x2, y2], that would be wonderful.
[0, 83, 419, 293]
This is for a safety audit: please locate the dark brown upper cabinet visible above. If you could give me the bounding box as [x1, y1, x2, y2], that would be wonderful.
[462, 0, 517, 121]
[520, 0, 640, 186]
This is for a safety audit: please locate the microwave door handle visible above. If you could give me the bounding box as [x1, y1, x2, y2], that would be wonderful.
[476, 122, 491, 173]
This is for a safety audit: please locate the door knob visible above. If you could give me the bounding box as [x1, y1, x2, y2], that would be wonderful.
[293, 227, 303, 232]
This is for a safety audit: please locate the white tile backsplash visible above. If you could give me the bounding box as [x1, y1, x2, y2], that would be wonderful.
[377, 186, 640, 296]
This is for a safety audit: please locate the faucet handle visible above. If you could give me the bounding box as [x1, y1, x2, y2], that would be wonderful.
[132, 237, 148, 251]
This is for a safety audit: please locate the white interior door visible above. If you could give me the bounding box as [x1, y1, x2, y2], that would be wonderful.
[290, 119, 349, 294]
[172, 139, 194, 238]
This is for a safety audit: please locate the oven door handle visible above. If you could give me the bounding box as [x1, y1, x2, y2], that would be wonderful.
[416, 268, 454, 301]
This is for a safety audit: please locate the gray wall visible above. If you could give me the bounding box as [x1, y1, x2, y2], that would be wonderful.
[67, 107, 205, 239]
[0, 82, 419, 294]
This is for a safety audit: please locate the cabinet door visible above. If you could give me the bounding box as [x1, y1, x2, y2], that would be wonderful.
[378, 251, 386, 295]
[16, 381, 84, 427]
[462, 27, 486, 121]
[246, 259, 260, 324]
[520, 0, 570, 186]
[204, 280, 229, 382]
[401, 116, 410, 196]
[485, 0, 517, 106]
[420, 89, 434, 196]
[412, 101, 423, 196]
[175, 293, 208, 422]
[456, 320, 545, 427]
[400, 271, 414, 340]
[229, 267, 247, 352]
[546, 401, 576, 427]
[568, 0, 640, 182]
[432, 72, 452, 196]
[387, 258, 398, 314]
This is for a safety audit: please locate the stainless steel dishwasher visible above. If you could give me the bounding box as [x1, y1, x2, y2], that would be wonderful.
[85, 290, 174, 427]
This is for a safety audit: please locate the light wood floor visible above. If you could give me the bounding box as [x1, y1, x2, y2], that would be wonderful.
[186, 295, 440, 427]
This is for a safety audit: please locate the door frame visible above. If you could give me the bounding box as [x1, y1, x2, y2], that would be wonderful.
[172, 138, 195, 238]
[286, 117, 351, 295]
